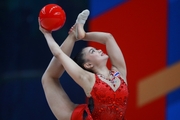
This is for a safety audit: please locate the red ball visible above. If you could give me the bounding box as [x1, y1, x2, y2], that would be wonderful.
[39, 4, 66, 31]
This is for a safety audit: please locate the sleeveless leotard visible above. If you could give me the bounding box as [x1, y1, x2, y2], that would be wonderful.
[71, 71, 129, 120]
[87, 71, 129, 120]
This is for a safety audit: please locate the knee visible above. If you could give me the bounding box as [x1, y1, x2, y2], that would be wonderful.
[41, 73, 48, 86]
[41, 72, 45, 82]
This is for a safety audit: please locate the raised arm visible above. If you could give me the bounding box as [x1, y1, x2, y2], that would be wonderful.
[42, 34, 75, 79]
[83, 32, 127, 81]
[43, 32, 93, 90]
[41, 9, 93, 91]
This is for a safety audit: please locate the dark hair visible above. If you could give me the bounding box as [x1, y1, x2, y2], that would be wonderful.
[73, 48, 94, 73]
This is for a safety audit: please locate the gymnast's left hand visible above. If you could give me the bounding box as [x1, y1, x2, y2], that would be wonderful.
[38, 18, 51, 35]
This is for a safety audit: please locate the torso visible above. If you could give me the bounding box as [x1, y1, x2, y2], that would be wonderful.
[86, 70, 129, 120]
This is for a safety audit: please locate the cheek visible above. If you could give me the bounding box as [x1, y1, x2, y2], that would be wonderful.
[93, 55, 106, 62]
[89, 55, 98, 60]
[86, 54, 99, 62]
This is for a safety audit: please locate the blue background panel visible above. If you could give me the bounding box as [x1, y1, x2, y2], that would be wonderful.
[167, 0, 180, 120]
[167, 88, 180, 120]
[90, 0, 127, 18]
[168, 0, 180, 65]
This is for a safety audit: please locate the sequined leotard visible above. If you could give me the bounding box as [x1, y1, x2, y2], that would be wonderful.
[87, 71, 129, 120]
[71, 71, 129, 120]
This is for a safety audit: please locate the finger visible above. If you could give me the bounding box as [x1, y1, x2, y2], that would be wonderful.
[38, 17, 40, 23]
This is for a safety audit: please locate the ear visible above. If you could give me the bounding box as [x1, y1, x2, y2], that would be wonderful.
[84, 62, 94, 69]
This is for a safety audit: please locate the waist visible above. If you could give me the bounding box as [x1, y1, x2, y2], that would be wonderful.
[91, 106, 126, 120]
[93, 103, 127, 111]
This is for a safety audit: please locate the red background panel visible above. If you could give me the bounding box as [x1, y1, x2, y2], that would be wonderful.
[89, 0, 167, 119]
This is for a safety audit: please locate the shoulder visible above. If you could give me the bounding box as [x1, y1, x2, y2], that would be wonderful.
[83, 71, 96, 97]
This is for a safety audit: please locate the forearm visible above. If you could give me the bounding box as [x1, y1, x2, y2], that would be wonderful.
[43, 33, 75, 79]
[83, 32, 113, 44]
[44, 33, 62, 57]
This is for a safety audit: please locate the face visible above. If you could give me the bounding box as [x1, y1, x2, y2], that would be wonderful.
[82, 47, 109, 67]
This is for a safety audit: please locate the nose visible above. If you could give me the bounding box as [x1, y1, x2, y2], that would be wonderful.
[98, 49, 102, 52]
[98, 49, 102, 53]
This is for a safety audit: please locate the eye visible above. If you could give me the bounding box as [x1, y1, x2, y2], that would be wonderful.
[89, 48, 97, 54]
[91, 49, 95, 53]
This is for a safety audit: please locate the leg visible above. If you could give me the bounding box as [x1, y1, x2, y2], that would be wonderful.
[42, 34, 76, 120]
[70, 9, 89, 40]
[72, 10, 110, 43]
[41, 9, 89, 120]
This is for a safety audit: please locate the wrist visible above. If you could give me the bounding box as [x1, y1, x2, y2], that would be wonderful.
[43, 32, 52, 36]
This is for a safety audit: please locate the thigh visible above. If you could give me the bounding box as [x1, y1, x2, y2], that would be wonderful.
[42, 77, 76, 120]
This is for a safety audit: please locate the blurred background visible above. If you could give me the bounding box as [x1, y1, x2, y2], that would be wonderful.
[0, 0, 180, 120]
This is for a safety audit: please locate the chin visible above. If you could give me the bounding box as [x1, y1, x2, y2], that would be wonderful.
[102, 56, 109, 62]
[104, 55, 109, 59]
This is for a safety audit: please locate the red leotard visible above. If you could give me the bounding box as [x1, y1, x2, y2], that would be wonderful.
[71, 104, 93, 120]
[87, 71, 129, 120]
[71, 71, 129, 120]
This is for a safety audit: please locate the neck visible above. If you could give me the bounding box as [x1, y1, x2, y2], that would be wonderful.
[94, 66, 110, 78]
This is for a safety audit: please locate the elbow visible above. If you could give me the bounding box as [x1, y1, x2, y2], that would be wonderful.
[51, 51, 62, 61]
[106, 33, 114, 39]
[104, 33, 114, 42]
[52, 48, 63, 60]
[52, 51, 61, 58]
[54, 53, 60, 59]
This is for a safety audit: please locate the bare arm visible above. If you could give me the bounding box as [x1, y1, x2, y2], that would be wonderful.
[43, 34, 75, 79]
[83, 32, 127, 81]
[43, 33, 93, 90]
